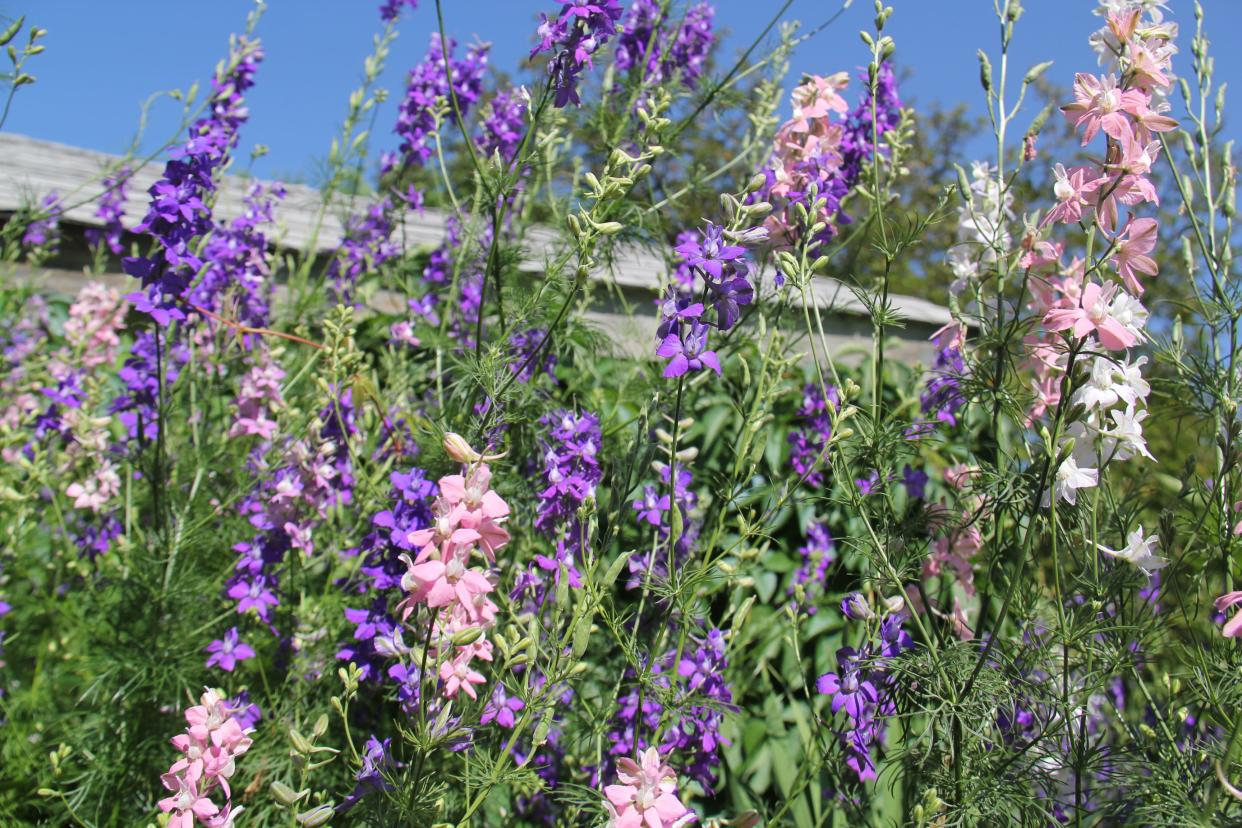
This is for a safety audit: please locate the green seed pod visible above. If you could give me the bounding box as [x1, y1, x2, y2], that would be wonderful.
[296, 804, 336, 827]
[271, 781, 309, 807]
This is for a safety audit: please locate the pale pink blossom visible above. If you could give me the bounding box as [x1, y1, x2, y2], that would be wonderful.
[1061, 73, 1147, 144]
[1042, 164, 1104, 226]
[604, 747, 695, 828]
[1043, 281, 1138, 351]
[1111, 216, 1158, 294]
[1216, 591, 1242, 638]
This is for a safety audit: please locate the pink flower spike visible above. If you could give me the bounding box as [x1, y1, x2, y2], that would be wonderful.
[158, 774, 220, 828]
[1111, 216, 1158, 295]
[1061, 73, 1146, 145]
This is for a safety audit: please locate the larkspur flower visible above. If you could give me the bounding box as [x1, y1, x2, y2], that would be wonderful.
[602, 747, 694, 828]
[85, 168, 130, 255]
[532, 0, 625, 107]
[204, 628, 257, 673]
[1097, 526, 1168, 574]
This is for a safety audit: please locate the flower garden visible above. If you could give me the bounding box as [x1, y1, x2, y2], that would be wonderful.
[0, 0, 1240, 825]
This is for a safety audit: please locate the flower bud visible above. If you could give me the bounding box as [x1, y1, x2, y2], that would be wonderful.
[841, 592, 875, 621]
[443, 432, 506, 464]
[297, 804, 336, 827]
[451, 626, 484, 647]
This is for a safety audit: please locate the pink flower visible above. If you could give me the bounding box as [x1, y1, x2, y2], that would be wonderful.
[439, 650, 488, 699]
[1042, 164, 1104, 227]
[1061, 73, 1147, 145]
[65, 463, 121, 512]
[1043, 281, 1138, 351]
[397, 551, 494, 621]
[159, 774, 220, 828]
[1111, 216, 1158, 294]
[1217, 591, 1242, 638]
[603, 747, 694, 828]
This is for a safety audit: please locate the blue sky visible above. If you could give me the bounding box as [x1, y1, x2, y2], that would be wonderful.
[4, 1, 1240, 183]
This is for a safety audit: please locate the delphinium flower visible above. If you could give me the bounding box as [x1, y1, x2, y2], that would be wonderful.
[477, 87, 529, 164]
[945, 159, 1017, 302]
[1022, 5, 1175, 509]
[204, 627, 257, 673]
[506, 327, 557, 384]
[158, 689, 254, 828]
[815, 610, 913, 781]
[916, 321, 968, 432]
[122, 37, 263, 326]
[514, 409, 601, 607]
[531, 0, 625, 107]
[654, 221, 760, 378]
[838, 61, 903, 188]
[85, 167, 130, 256]
[628, 462, 698, 588]
[327, 197, 398, 305]
[191, 182, 285, 331]
[393, 436, 510, 701]
[788, 522, 835, 612]
[615, 0, 715, 89]
[607, 629, 733, 792]
[601, 746, 695, 828]
[337, 467, 436, 683]
[378, 0, 417, 22]
[392, 33, 490, 172]
[338, 735, 393, 813]
[1216, 592, 1242, 638]
[788, 381, 838, 489]
[20, 192, 63, 258]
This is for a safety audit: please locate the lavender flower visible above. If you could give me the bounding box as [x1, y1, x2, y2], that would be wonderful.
[789, 522, 836, 611]
[920, 341, 967, 427]
[85, 168, 130, 255]
[531, 0, 625, 107]
[191, 182, 284, 329]
[339, 736, 393, 813]
[839, 61, 903, 188]
[477, 88, 528, 163]
[616, 0, 715, 89]
[392, 34, 489, 172]
[204, 627, 257, 672]
[21, 192, 63, 255]
[628, 464, 698, 587]
[507, 327, 557, 384]
[327, 197, 398, 304]
[378, 0, 417, 21]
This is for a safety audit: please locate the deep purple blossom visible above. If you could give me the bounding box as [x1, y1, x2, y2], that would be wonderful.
[122, 37, 263, 325]
[204, 627, 257, 672]
[378, 0, 417, 21]
[919, 342, 967, 428]
[840, 61, 903, 187]
[656, 319, 720, 377]
[902, 465, 929, 499]
[21, 192, 62, 253]
[531, 0, 625, 107]
[477, 88, 528, 163]
[191, 182, 284, 329]
[507, 327, 557, 384]
[339, 735, 394, 813]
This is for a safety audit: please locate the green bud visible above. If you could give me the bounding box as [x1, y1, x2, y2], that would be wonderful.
[572, 616, 591, 658]
[289, 728, 314, 755]
[603, 551, 632, 587]
[0, 17, 23, 47]
[271, 781, 309, 806]
[296, 804, 336, 827]
[977, 49, 993, 95]
[746, 172, 767, 193]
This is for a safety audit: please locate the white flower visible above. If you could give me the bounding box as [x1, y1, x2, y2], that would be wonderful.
[1107, 290, 1149, 341]
[1097, 526, 1168, 574]
[1047, 455, 1099, 506]
[1101, 405, 1155, 462]
[1072, 355, 1150, 411]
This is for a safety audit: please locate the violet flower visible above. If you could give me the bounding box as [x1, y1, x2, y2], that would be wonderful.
[204, 627, 257, 672]
[531, 0, 625, 107]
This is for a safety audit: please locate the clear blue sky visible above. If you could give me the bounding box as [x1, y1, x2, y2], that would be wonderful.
[4, 1, 1240, 184]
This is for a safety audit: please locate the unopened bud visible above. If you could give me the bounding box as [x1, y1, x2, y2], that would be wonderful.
[443, 432, 506, 464]
[297, 804, 336, 827]
[451, 626, 485, 647]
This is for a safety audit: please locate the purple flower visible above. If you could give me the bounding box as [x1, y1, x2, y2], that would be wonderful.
[789, 522, 836, 612]
[204, 627, 257, 672]
[841, 592, 873, 621]
[477, 88, 528, 163]
[85, 168, 130, 255]
[788, 382, 838, 489]
[191, 182, 284, 329]
[481, 683, 526, 728]
[378, 0, 417, 21]
[21, 192, 63, 252]
[227, 574, 280, 620]
[856, 471, 881, 495]
[656, 319, 721, 378]
[919, 342, 966, 428]
[508, 328, 557, 384]
[339, 735, 393, 812]
[839, 61, 903, 187]
[817, 648, 877, 721]
[902, 465, 929, 499]
[393, 34, 489, 171]
[227, 691, 262, 731]
[123, 37, 263, 325]
[616, 0, 715, 89]
[532, 0, 625, 107]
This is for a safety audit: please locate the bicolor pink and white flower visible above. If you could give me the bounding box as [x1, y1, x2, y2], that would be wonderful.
[603, 747, 695, 828]
[158, 689, 253, 828]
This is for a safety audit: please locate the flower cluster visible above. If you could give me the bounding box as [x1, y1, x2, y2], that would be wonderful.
[392, 33, 489, 172]
[629, 462, 698, 587]
[20, 192, 62, 258]
[515, 409, 601, 607]
[327, 196, 398, 304]
[788, 381, 837, 489]
[477, 88, 529, 164]
[655, 222, 760, 378]
[615, 0, 715, 89]
[191, 182, 285, 330]
[158, 689, 254, 828]
[602, 747, 694, 828]
[378, 0, 417, 22]
[816, 611, 913, 781]
[122, 37, 263, 325]
[85, 167, 130, 256]
[395, 438, 510, 700]
[788, 522, 836, 612]
[917, 321, 967, 430]
[531, 0, 625, 107]
[1027, 5, 1175, 510]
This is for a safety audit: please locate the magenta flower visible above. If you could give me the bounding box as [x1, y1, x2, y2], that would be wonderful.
[204, 628, 256, 673]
